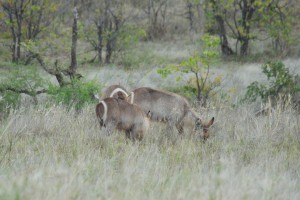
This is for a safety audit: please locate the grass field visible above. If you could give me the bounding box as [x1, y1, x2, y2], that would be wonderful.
[0, 97, 299, 199]
[0, 41, 300, 199]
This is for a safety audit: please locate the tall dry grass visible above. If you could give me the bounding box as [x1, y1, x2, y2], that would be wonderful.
[0, 101, 299, 200]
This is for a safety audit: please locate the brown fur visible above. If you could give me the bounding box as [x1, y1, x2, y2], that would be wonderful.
[96, 97, 149, 141]
[130, 87, 214, 139]
[101, 85, 129, 100]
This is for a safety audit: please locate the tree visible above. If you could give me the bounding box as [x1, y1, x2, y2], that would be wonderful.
[140, 0, 169, 39]
[206, 0, 234, 55]
[158, 35, 222, 106]
[183, 0, 203, 32]
[1, 0, 29, 62]
[0, 0, 57, 62]
[82, 0, 127, 64]
[204, 0, 294, 56]
[0, 5, 98, 113]
[258, 0, 294, 54]
[70, 7, 78, 77]
[35, 4, 82, 85]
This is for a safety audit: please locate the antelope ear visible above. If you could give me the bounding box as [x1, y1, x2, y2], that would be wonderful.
[208, 117, 214, 126]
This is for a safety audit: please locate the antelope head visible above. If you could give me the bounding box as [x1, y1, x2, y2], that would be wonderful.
[195, 117, 214, 140]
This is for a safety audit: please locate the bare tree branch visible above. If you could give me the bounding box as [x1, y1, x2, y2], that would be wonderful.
[0, 86, 47, 96]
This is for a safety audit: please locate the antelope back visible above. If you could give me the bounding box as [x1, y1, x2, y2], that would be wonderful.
[115, 98, 149, 130]
[131, 87, 189, 124]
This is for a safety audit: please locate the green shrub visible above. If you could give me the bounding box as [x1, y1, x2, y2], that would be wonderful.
[48, 79, 101, 110]
[0, 65, 45, 114]
[243, 61, 300, 103]
[157, 34, 222, 106]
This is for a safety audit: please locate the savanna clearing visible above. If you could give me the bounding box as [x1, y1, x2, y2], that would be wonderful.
[1, 0, 300, 199]
[1, 57, 300, 200]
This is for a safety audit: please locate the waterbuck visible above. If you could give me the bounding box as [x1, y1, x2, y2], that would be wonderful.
[129, 87, 214, 140]
[95, 97, 150, 140]
[101, 84, 129, 100]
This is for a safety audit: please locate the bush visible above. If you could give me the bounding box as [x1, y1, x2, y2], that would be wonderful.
[0, 65, 45, 114]
[243, 61, 300, 104]
[157, 34, 221, 106]
[48, 79, 101, 110]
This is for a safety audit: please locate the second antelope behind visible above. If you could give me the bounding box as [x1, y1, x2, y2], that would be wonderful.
[129, 87, 214, 140]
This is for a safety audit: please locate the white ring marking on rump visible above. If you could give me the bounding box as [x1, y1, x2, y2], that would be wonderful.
[100, 100, 108, 122]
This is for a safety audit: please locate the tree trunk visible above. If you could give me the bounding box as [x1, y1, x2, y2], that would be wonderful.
[8, 12, 17, 62]
[187, 3, 195, 31]
[210, 0, 234, 56]
[240, 38, 249, 56]
[215, 15, 234, 56]
[195, 72, 201, 102]
[15, 0, 24, 62]
[105, 19, 118, 64]
[238, 0, 255, 56]
[70, 7, 78, 78]
[97, 21, 103, 64]
[105, 38, 112, 64]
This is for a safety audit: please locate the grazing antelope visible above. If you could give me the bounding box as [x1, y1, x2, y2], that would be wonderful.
[95, 97, 150, 141]
[101, 84, 129, 100]
[129, 87, 214, 140]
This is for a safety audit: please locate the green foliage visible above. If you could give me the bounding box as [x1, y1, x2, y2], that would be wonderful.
[204, 0, 295, 56]
[20, 39, 41, 56]
[188, 73, 223, 97]
[0, 0, 59, 62]
[164, 74, 223, 102]
[117, 25, 147, 51]
[256, 0, 294, 54]
[157, 34, 221, 104]
[0, 64, 101, 114]
[8, 67, 45, 93]
[243, 61, 300, 103]
[48, 80, 101, 110]
[0, 65, 45, 113]
[156, 68, 172, 78]
[116, 25, 148, 67]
